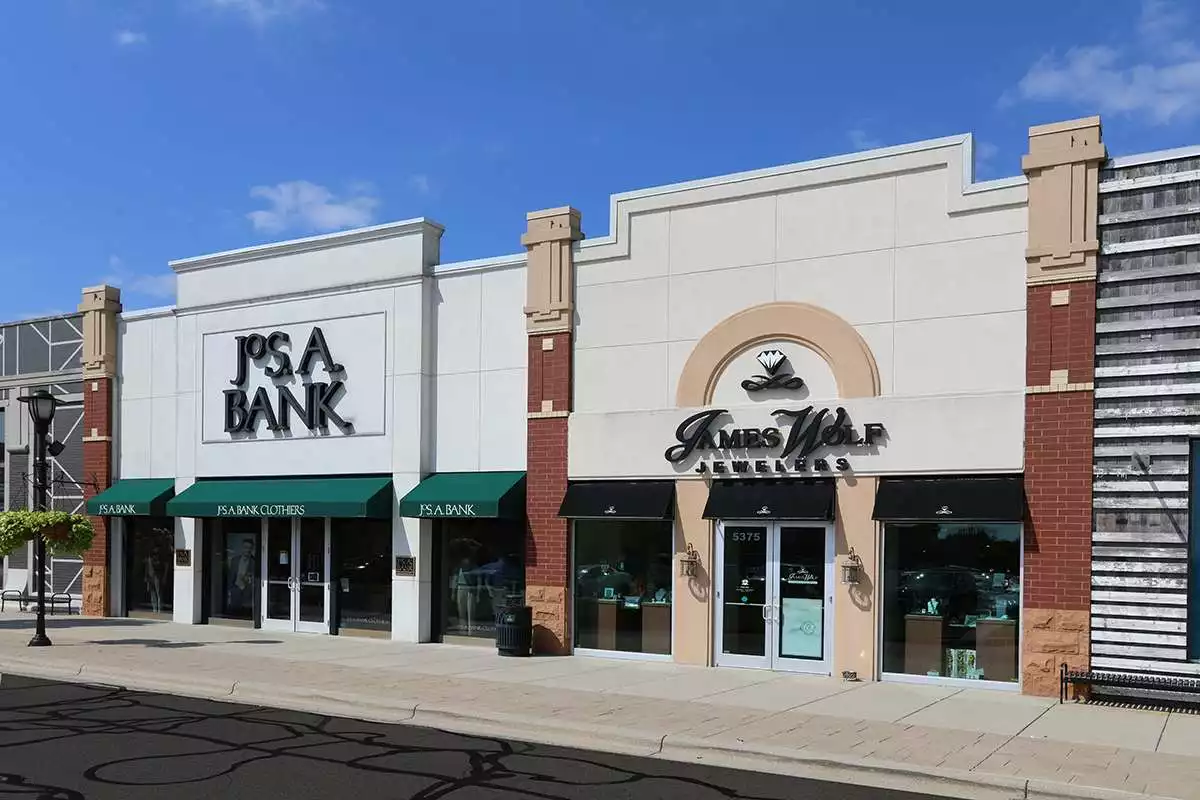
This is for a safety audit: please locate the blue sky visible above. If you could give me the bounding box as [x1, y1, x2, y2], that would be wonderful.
[3, 0, 1200, 320]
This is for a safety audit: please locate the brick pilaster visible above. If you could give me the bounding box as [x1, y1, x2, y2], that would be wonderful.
[79, 285, 122, 617]
[522, 207, 581, 655]
[1020, 118, 1104, 695]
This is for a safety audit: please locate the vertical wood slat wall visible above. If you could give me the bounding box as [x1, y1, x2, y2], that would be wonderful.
[1092, 154, 1200, 676]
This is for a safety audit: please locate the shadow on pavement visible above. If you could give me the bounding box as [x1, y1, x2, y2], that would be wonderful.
[0, 617, 164, 630]
[84, 639, 284, 649]
[0, 674, 948, 800]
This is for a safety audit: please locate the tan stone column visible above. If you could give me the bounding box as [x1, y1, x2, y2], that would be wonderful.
[79, 285, 122, 617]
[523, 207, 582, 654]
[1021, 117, 1104, 695]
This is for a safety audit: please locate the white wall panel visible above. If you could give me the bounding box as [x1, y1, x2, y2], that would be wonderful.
[895, 168, 1025, 248]
[668, 196, 776, 275]
[433, 273, 481, 374]
[393, 282, 427, 377]
[775, 250, 895, 326]
[855, 322, 895, 397]
[479, 368, 527, 471]
[117, 397, 153, 478]
[175, 228, 434, 310]
[149, 397, 177, 478]
[576, 277, 669, 349]
[391, 373, 424, 475]
[893, 233, 1025, 321]
[666, 264, 775, 342]
[149, 316, 178, 401]
[433, 371, 480, 472]
[575, 344, 669, 413]
[479, 267, 527, 372]
[892, 312, 1026, 396]
[776, 177, 895, 261]
[577, 212, 669, 286]
[117, 319, 154, 400]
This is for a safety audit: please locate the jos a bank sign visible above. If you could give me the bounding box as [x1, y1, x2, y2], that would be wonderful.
[223, 326, 354, 435]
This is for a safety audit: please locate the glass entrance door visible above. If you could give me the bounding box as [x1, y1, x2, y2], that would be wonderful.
[261, 518, 330, 634]
[714, 521, 834, 673]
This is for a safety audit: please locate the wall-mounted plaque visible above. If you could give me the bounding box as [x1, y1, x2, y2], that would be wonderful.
[174, 549, 192, 568]
[394, 556, 416, 577]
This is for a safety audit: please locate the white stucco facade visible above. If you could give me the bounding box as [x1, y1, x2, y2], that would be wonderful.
[568, 135, 1029, 479]
[111, 220, 528, 640]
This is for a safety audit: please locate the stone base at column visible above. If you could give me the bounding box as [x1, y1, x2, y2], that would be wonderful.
[1022, 608, 1089, 696]
[526, 584, 568, 655]
[82, 565, 108, 617]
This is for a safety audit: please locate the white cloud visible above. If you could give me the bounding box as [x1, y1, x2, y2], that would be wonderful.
[102, 257, 177, 300]
[114, 29, 147, 46]
[847, 129, 881, 151]
[201, 0, 324, 26]
[1008, 0, 1200, 124]
[246, 180, 379, 234]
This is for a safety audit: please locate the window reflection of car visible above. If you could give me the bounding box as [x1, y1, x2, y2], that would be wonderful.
[576, 564, 633, 597]
[899, 567, 979, 617]
[465, 558, 522, 588]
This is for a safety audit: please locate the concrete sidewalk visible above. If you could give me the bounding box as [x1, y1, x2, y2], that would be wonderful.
[0, 616, 1195, 800]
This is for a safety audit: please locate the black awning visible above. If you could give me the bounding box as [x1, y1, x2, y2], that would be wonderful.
[872, 475, 1025, 523]
[702, 479, 834, 520]
[558, 481, 676, 520]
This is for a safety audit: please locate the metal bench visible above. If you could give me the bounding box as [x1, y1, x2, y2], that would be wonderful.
[1061, 663, 1200, 706]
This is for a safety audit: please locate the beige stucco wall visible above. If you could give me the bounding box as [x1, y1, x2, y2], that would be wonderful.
[673, 479, 712, 666]
[666, 301, 883, 671]
[834, 476, 879, 680]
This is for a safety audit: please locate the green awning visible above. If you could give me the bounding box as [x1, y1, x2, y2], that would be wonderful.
[86, 478, 176, 517]
[399, 472, 525, 519]
[166, 476, 393, 519]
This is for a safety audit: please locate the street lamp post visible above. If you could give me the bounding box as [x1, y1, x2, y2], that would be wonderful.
[18, 389, 59, 648]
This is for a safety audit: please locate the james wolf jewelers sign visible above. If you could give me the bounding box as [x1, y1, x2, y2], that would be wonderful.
[224, 326, 353, 435]
[664, 406, 885, 475]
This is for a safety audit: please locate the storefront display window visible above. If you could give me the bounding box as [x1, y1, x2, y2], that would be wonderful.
[882, 523, 1021, 683]
[124, 517, 174, 617]
[332, 518, 392, 632]
[573, 520, 673, 656]
[206, 518, 258, 622]
[436, 520, 525, 640]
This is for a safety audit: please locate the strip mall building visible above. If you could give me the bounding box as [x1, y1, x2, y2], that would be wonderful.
[54, 114, 1196, 696]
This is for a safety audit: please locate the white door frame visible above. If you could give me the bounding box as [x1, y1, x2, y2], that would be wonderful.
[714, 520, 835, 674]
[260, 518, 331, 634]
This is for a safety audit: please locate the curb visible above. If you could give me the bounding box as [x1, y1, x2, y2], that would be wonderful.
[0, 659, 1181, 800]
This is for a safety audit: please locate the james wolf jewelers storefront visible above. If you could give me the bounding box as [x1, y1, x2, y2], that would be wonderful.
[85, 218, 532, 642]
[563, 132, 1030, 687]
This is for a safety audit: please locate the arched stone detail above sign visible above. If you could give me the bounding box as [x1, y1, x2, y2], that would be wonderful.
[676, 302, 881, 407]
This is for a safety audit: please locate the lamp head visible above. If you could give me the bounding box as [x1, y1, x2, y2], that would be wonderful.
[18, 389, 58, 427]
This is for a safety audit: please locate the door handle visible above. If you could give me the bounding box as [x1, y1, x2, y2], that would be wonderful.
[286, 577, 295, 590]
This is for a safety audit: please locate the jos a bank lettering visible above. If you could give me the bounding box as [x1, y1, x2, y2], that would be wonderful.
[223, 326, 354, 435]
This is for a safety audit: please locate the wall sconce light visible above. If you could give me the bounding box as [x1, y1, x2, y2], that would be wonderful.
[840, 546, 863, 585]
[679, 542, 700, 577]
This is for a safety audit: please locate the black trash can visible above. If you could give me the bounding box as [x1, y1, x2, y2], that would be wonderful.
[496, 605, 533, 657]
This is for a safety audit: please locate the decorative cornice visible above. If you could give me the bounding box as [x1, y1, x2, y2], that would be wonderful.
[1023, 116, 1105, 287]
[170, 218, 443, 273]
[576, 133, 1027, 266]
